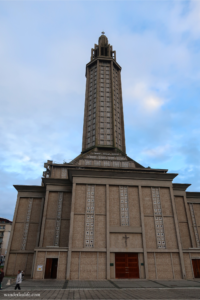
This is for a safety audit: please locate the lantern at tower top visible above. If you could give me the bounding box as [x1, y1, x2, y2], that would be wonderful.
[91, 33, 116, 61]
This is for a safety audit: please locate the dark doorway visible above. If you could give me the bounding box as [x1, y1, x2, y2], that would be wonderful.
[115, 253, 139, 279]
[44, 258, 58, 279]
[192, 259, 200, 278]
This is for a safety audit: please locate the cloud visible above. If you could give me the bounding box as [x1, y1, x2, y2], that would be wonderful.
[1, 0, 200, 220]
[126, 82, 164, 112]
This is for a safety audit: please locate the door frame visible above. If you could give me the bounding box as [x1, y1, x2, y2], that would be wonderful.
[44, 257, 58, 279]
[115, 252, 140, 279]
[192, 258, 200, 279]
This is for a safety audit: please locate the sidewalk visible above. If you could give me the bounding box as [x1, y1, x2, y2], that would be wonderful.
[0, 279, 200, 299]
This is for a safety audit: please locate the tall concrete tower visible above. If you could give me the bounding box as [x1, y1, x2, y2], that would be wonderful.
[82, 33, 126, 153]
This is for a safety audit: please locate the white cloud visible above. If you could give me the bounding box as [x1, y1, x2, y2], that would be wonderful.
[126, 81, 164, 112]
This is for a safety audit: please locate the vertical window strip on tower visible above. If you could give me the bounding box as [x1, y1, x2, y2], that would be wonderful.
[21, 198, 33, 250]
[87, 66, 97, 148]
[113, 66, 122, 149]
[152, 188, 166, 249]
[54, 192, 63, 246]
[119, 186, 129, 226]
[85, 185, 95, 248]
[99, 62, 112, 146]
[189, 203, 200, 248]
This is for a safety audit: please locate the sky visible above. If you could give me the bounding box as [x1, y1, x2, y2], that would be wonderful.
[0, 0, 200, 220]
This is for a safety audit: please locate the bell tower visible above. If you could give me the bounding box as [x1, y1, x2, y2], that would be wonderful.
[82, 33, 126, 153]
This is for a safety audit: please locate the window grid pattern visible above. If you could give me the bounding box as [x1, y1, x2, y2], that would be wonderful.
[54, 192, 63, 246]
[99, 62, 113, 146]
[87, 65, 97, 148]
[113, 66, 122, 150]
[189, 203, 200, 248]
[120, 186, 129, 226]
[21, 198, 33, 250]
[152, 188, 166, 249]
[85, 185, 95, 248]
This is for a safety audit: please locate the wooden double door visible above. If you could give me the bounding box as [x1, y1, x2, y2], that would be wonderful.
[192, 259, 200, 278]
[45, 258, 58, 279]
[115, 253, 139, 279]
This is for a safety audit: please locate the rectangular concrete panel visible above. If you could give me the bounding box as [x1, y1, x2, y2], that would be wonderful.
[60, 220, 70, 247]
[62, 193, 71, 219]
[128, 186, 141, 227]
[187, 203, 197, 248]
[110, 252, 115, 279]
[179, 222, 192, 249]
[142, 187, 153, 216]
[43, 219, 56, 247]
[95, 185, 106, 214]
[30, 199, 42, 223]
[109, 186, 120, 226]
[34, 252, 46, 279]
[14, 254, 27, 275]
[98, 252, 106, 279]
[80, 252, 97, 279]
[110, 233, 142, 248]
[139, 253, 145, 279]
[26, 223, 39, 250]
[172, 253, 182, 279]
[160, 188, 173, 216]
[16, 198, 29, 222]
[57, 252, 67, 279]
[10, 223, 24, 250]
[156, 253, 173, 279]
[193, 204, 200, 226]
[70, 252, 79, 279]
[183, 253, 193, 279]
[175, 197, 187, 222]
[95, 215, 106, 248]
[46, 192, 58, 219]
[144, 217, 157, 249]
[72, 215, 85, 248]
[6, 254, 16, 276]
[74, 185, 86, 214]
[147, 253, 156, 279]
[26, 254, 34, 275]
[163, 217, 178, 249]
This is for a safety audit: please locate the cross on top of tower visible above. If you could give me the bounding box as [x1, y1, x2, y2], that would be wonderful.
[101, 31, 105, 35]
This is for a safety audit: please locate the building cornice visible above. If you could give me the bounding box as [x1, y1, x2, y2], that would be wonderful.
[172, 183, 191, 191]
[68, 168, 178, 182]
[42, 178, 72, 186]
[186, 191, 200, 198]
[85, 57, 121, 76]
[13, 185, 46, 193]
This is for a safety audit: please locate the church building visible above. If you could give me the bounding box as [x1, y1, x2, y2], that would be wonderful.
[4, 34, 200, 280]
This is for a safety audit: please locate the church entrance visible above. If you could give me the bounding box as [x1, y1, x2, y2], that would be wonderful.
[44, 258, 58, 279]
[192, 259, 200, 278]
[115, 253, 139, 279]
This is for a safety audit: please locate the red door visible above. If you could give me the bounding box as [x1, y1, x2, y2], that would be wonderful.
[192, 259, 200, 278]
[115, 253, 139, 279]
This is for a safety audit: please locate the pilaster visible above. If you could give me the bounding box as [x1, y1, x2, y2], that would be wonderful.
[66, 183, 76, 279]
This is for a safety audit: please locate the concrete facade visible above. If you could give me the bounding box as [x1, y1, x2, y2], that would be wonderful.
[0, 218, 12, 256]
[4, 34, 200, 280]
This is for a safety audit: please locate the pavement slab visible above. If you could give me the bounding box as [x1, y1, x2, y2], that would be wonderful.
[1, 279, 200, 299]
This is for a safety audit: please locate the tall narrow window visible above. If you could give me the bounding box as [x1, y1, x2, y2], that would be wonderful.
[85, 185, 95, 247]
[120, 186, 129, 226]
[152, 188, 166, 249]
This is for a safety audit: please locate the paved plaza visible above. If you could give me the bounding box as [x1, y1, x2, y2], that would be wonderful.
[1, 279, 200, 299]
